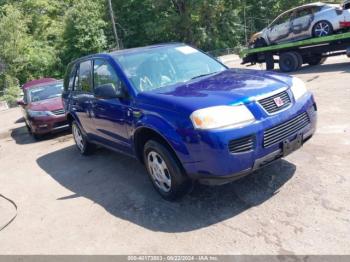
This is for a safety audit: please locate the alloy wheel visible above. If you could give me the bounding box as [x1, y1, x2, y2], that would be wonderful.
[72, 124, 84, 152]
[314, 22, 331, 37]
[147, 151, 172, 193]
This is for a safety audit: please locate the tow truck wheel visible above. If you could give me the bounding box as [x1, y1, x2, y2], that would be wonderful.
[265, 53, 274, 70]
[292, 52, 303, 69]
[279, 52, 299, 72]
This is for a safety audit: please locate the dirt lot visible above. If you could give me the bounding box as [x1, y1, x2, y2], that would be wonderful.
[0, 56, 349, 255]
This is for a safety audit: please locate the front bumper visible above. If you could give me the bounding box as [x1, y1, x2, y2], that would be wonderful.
[182, 93, 317, 185]
[29, 115, 69, 135]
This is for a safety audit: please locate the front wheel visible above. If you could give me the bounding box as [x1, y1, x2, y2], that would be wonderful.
[72, 121, 95, 155]
[253, 38, 267, 48]
[312, 21, 333, 37]
[144, 140, 191, 200]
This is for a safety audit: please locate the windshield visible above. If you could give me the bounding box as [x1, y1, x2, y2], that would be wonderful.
[113, 45, 226, 92]
[28, 82, 63, 103]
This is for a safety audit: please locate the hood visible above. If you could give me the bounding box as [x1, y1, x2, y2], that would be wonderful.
[28, 97, 63, 112]
[136, 69, 293, 115]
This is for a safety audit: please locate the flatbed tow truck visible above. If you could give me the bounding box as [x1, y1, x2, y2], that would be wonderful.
[241, 32, 350, 72]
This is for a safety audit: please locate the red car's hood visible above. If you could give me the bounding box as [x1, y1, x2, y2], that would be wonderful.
[28, 97, 63, 111]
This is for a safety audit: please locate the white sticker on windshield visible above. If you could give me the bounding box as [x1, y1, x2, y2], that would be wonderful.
[175, 46, 198, 55]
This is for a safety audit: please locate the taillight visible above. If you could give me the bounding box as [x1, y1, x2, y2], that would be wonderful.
[340, 21, 350, 27]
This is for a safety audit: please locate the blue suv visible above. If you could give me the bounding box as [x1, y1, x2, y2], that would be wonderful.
[63, 43, 317, 200]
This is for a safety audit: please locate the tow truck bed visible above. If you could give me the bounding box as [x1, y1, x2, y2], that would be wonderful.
[241, 32, 350, 72]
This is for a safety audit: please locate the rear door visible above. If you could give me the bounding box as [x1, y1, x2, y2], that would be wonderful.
[70, 60, 96, 136]
[91, 58, 132, 153]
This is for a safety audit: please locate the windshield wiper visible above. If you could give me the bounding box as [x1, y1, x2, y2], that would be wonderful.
[191, 72, 217, 80]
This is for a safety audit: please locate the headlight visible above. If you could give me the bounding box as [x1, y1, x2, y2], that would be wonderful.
[28, 110, 54, 117]
[190, 105, 255, 130]
[291, 77, 307, 101]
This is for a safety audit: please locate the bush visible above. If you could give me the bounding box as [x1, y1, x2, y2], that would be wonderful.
[0, 75, 21, 107]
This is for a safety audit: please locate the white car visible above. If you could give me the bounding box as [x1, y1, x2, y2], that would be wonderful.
[249, 2, 350, 47]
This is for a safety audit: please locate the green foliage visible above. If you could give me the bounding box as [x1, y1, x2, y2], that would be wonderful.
[0, 74, 21, 107]
[61, 0, 107, 65]
[0, 0, 317, 102]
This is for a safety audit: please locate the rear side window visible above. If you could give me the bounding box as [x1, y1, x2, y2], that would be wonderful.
[67, 65, 77, 91]
[77, 60, 93, 92]
[93, 59, 123, 94]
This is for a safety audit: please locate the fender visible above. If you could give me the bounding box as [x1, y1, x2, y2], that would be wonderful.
[66, 111, 88, 137]
[133, 113, 194, 164]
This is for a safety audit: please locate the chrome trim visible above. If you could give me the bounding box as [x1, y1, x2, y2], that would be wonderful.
[256, 89, 293, 116]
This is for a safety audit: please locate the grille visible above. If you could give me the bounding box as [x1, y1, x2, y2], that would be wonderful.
[258, 91, 291, 114]
[228, 135, 254, 153]
[264, 112, 310, 147]
[51, 109, 65, 115]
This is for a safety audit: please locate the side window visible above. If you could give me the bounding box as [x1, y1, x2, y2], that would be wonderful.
[78, 60, 93, 92]
[73, 66, 79, 91]
[93, 59, 123, 94]
[272, 12, 291, 26]
[295, 8, 312, 18]
[68, 65, 77, 91]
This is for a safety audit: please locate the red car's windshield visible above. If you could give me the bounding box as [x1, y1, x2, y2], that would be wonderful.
[28, 83, 63, 103]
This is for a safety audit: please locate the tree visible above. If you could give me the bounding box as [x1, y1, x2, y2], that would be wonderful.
[61, 0, 107, 65]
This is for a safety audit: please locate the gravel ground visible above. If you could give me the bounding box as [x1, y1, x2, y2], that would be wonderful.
[0, 56, 349, 255]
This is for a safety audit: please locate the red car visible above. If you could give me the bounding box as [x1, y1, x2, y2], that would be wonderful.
[17, 79, 69, 139]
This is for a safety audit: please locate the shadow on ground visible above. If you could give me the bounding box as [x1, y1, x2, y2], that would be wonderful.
[15, 117, 25, 124]
[292, 61, 350, 75]
[11, 126, 71, 145]
[37, 145, 296, 233]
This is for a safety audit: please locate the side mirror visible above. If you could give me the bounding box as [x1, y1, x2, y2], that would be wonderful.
[94, 83, 124, 99]
[17, 99, 26, 106]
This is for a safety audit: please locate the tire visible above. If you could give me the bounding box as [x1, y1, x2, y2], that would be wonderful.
[292, 51, 303, 70]
[306, 55, 327, 66]
[253, 38, 267, 48]
[143, 140, 191, 200]
[33, 133, 43, 141]
[312, 21, 333, 38]
[25, 123, 31, 133]
[72, 121, 95, 155]
[279, 52, 299, 72]
[265, 53, 275, 71]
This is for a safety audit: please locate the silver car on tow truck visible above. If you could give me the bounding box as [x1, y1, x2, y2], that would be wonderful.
[249, 2, 350, 48]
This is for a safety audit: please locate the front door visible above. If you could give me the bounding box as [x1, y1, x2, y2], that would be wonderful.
[267, 11, 293, 44]
[291, 7, 314, 41]
[70, 60, 95, 136]
[91, 58, 132, 153]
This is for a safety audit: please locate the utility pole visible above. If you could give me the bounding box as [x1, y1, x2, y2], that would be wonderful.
[244, 4, 248, 45]
[107, 0, 120, 50]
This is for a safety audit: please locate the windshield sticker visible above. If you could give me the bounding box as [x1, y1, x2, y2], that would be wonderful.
[175, 46, 198, 55]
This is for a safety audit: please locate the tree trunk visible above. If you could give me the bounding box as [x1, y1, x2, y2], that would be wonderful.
[107, 0, 120, 50]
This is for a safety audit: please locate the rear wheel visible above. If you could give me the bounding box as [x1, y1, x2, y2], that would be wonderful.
[72, 121, 95, 155]
[144, 140, 191, 200]
[312, 21, 333, 37]
[293, 52, 303, 70]
[279, 52, 299, 72]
